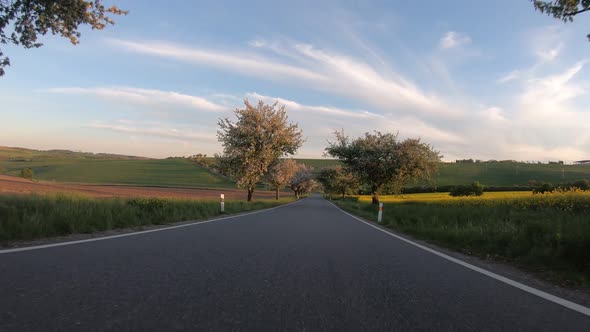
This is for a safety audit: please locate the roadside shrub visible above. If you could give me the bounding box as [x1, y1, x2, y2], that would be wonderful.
[20, 167, 33, 180]
[449, 182, 484, 197]
[533, 182, 554, 194]
[570, 179, 590, 191]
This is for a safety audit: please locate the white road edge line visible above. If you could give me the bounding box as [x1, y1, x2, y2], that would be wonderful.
[327, 200, 590, 317]
[0, 199, 304, 254]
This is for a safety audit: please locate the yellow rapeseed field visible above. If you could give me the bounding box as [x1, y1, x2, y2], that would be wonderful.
[356, 190, 590, 212]
[357, 191, 534, 203]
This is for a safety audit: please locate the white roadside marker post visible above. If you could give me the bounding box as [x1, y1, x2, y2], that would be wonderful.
[378, 202, 383, 223]
[220, 194, 225, 213]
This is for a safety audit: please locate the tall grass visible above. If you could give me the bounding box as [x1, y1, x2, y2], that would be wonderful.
[0, 194, 293, 242]
[335, 191, 590, 284]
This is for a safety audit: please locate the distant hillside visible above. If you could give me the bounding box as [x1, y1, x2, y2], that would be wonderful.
[436, 162, 590, 187]
[206, 157, 590, 187]
[0, 146, 234, 188]
[293, 158, 590, 186]
[0, 146, 149, 161]
[2, 146, 589, 188]
[294, 158, 340, 172]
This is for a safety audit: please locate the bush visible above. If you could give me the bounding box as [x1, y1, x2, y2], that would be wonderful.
[571, 179, 590, 191]
[533, 182, 554, 194]
[20, 167, 33, 180]
[449, 182, 484, 197]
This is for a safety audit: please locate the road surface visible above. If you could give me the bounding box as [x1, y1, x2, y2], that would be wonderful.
[1, 195, 589, 331]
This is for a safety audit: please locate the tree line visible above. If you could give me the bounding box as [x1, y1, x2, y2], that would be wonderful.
[215, 100, 440, 204]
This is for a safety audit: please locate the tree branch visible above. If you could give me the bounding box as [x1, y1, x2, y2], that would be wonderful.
[563, 7, 590, 16]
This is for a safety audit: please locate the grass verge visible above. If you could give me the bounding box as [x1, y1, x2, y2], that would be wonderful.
[0, 194, 294, 243]
[333, 191, 590, 286]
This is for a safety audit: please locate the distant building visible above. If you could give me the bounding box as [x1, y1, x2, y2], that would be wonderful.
[575, 160, 590, 164]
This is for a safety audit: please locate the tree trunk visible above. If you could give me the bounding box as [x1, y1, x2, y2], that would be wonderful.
[247, 186, 254, 202]
[275, 187, 280, 200]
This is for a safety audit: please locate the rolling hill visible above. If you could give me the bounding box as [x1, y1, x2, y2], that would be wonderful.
[1, 146, 589, 188]
[0, 147, 235, 188]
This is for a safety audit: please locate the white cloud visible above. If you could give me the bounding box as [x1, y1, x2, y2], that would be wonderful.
[97, 36, 590, 162]
[47, 87, 226, 112]
[292, 43, 458, 117]
[248, 39, 266, 48]
[243, 93, 463, 155]
[90, 121, 217, 143]
[110, 39, 326, 83]
[497, 70, 521, 84]
[482, 107, 507, 123]
[109, 39, 460, 118]
[460, 62, 590, 162]
[246, 92, 383, 120]
[528, 26, 566, 63]
[520, 61, 587, 111]
[536, 45, 562, 62]
[439, 31, 471, 49]
[382, 116, 463, 144]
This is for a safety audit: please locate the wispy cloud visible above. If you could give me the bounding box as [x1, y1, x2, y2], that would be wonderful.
[99, 33, 587, 161]
[110, 39, 326, 83]
[109, 39, 460, 118]
[460, 61, 590, 161]
[439, 31, 471, 50]
[528, 25, 566, 63]
[46, 87, 226, 112]
[246, 93, 383, 120]
[520, 61, 587, 110]
[90, 121, 217, 142]
[536, 45, 562, 62]
[248, 39, 266, 48]
[497, 70, 521, 84]
[245, 93, 463, 146]
[292, 43, 458, 116]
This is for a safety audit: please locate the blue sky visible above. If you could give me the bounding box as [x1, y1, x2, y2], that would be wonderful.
[1, 0, 589, 161]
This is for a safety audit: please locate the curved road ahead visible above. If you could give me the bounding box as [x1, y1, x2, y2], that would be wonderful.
[1, 195, 589, 331]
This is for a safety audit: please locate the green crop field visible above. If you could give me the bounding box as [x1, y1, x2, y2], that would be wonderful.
[0, 147, 235, 188]
[2, 147, 590, 188]
[435, 162, 590, 186]
[0, 194, 294, 242]
[292, 158, 590, 186]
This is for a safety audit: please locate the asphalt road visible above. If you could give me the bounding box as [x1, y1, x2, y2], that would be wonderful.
[1, 195, 589, 331]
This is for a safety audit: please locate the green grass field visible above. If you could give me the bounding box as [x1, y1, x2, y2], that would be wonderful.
[0, 194, 294, 243]
[0, 147, 236, 188]
[436, 162, 590, 186]
[2, 146, 590, 188]
[293, 158, 590, 186]
[1, 158, 236, 188]
[335, 191, 590, 285]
